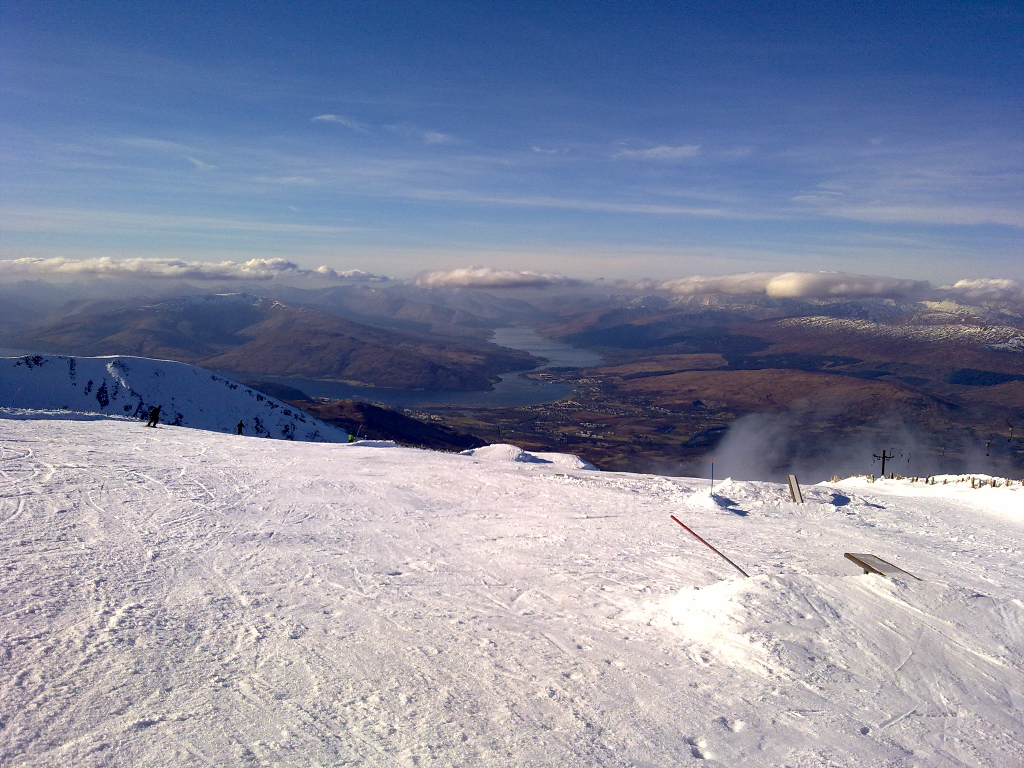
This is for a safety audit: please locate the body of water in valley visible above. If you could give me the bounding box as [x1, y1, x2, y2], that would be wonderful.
[238, 327, 602, 409]
[1, 329, 602, 410]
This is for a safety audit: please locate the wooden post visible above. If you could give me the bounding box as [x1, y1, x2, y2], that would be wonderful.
[787, 474, 804, 503]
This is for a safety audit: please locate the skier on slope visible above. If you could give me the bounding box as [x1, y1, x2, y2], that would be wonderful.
[236, 420, 244, 435]
[146, 405, 162, 428]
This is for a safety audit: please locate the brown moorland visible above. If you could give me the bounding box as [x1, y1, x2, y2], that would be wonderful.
[13, 295, 537, 391]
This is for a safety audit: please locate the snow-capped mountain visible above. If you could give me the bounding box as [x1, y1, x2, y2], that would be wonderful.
[0, 354, 348, 441]
[1, 411, 1021, 767]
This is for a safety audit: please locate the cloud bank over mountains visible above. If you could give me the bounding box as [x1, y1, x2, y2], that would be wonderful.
[413, 267, 586, 289]
[648, 272, 931, 300]
[1, 257, 1020, 307]
[0, 257, 387, 283]
[640, 273, 1023, 304]
[940, 278, 1024, 304]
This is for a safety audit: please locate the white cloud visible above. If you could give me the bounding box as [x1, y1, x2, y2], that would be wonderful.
[118, 137, 190, 152]
[654, 271, 930, 300]
[413, 266, 586, 289]
[937, 278, 1024, 303]
[615, 145, 701, 160]
[0, 257, 388, 283]
[530, 146, 560, 154]
[314, 266, 389, 281]
[422, 131, 454, 145]
[383, 123, 455, 145]
[187, 157, 216, 170]
[311, 114, 370, 132]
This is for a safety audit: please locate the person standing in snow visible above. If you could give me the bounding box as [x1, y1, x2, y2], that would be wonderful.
[236, 420, 244, 435]
[146, 405, 161, 428]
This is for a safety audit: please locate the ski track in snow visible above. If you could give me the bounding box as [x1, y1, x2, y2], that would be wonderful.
[1, 416, 1022, 767]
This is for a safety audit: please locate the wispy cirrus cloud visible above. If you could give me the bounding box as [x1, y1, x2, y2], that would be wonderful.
[187, 157, 216, 170]
[251, 175, 319, 186]
[787, 140, 1024, 228]
[310, 115, 453, 144]
[382, 122, 456, 145]
[0, 207, 363, 236]
[825, 204, 1024, 228]
[400, 189, 737, 218]
[614, 145, 701, 160]
[422, 131, 455, 145]
[311, 114, 371, 132]
[117, 137, 192, 152]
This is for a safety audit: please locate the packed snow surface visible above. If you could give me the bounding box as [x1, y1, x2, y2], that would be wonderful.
[2, 414, 1022, 767]
[0, 355, 348, 442]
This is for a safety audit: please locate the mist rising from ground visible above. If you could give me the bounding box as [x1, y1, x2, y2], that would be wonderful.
[704, 410, 1021, 483]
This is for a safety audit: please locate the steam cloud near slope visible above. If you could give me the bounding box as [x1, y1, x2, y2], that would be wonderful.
[706, 409, 1019, 483]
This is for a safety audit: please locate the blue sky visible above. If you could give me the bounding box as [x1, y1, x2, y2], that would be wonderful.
[1, 0, 1021, 281]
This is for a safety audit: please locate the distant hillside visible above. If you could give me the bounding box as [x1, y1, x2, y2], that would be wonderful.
[241, 380, 486, 451]
[11, 294, 539, 390]
[257, 283, 548, 338]
[0, 355, 348, 442]
[294, 399, 486, 452]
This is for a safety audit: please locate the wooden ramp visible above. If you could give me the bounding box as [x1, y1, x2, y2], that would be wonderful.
[844, 553, 921, 581]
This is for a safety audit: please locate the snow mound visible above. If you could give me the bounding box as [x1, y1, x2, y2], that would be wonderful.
[460, 443, 596, 469]
[528, 451, 598, 470]
[0, 355, 348, 442]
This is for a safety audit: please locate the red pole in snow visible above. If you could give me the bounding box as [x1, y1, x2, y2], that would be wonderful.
[670, 515, 749, 578]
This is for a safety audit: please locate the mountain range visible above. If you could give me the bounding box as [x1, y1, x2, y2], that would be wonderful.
[6, 293, 537, 391]
[3, 276, 1022, 474]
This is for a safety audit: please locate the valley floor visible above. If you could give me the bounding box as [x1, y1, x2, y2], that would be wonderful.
[1, 414, 1022, 767]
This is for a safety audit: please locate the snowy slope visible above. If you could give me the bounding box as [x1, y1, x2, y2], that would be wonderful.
[1, 414, 1022, 767]
[0, 355, 348, 441]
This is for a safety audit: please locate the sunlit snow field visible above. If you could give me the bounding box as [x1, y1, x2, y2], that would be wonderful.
[1, 413, 1022, 767]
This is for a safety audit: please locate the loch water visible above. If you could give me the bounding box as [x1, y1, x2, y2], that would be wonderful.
[239, 327, 602, 409]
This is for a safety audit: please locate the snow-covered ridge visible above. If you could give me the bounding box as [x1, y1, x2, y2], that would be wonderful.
[98, 292, 288, 317]
[779, 315, 1024, 349]
[0, 355, 348, 441]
